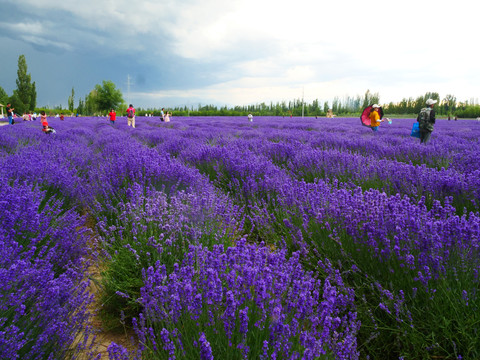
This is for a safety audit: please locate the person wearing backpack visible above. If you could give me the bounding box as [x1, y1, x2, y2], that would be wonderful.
[417, 99, 437, 144]
[126, 104, 135, 128]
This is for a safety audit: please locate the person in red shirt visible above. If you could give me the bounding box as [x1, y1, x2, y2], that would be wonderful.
[108, 108, 116, 125]
[126, 104, 135, 128]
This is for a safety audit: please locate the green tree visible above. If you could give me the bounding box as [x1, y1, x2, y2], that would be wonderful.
[30, 82, 36, 110]
[323, 101, 329, 113]
[413, 95, 424, 114]
[442, 94, 456, 115]
[13, 55, 36, 113]
[0, 86, 8, 105]
[8, 93, 25, 115]
[84, 91, 97, 115]
[77, 98, 84, 115]
[362, 89, 380, 109]
[332, 97, 339, 113]
[68, 87, 75, 112]
[93, 80, 124, 112]
[0, 86, 8, 118]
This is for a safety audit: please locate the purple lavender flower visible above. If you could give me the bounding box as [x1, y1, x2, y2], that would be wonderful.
[198, 332, 214, 360]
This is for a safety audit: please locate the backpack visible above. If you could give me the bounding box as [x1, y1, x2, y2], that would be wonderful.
[127, 109, 134, 118]
[418, 108, 431, 125]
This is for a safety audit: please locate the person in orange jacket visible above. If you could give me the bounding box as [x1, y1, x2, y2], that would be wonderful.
[369, 104, 384, 132]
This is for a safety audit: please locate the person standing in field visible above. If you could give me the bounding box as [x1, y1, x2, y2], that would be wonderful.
[160, 108, 165, 121]
[369, 104, 384, 132]
[126, 104, 135, 128]
[164, 111, 171, 122]
[108, 108, 116, 125]
[6, 103, 14, 125]
[417, 99, 437, 144]
[41, 111, 48, 131]
[248, 113, 253, 122]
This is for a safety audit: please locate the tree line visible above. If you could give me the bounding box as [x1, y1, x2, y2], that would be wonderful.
[142, 91, 479, 118]
[2, 55, 479, 118]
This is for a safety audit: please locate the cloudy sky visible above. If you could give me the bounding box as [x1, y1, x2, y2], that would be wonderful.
[1, 0, 479, 109]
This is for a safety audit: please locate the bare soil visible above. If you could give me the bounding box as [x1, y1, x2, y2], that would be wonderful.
[74, 214, 137, 359]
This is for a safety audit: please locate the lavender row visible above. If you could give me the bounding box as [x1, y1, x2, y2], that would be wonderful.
[0, 179, 94, 359]
[109, 240, 359, 360]
[285, 146, 480, 212]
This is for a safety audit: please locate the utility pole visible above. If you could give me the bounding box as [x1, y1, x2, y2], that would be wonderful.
[126, 75, 133, 105]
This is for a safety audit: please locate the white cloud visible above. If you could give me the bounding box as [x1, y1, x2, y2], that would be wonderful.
[0, 20, 73, 51]
[3, 22, 45, 36]
[3, 0, 480, 107]
[21, 35, 73, 51]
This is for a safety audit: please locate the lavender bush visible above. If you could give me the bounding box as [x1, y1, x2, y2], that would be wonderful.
[0, 179, 93, 359]
[94, 181, 244, 329]
[133, 239, 359, 359]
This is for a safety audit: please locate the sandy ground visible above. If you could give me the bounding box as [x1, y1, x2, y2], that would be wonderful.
[74, 216, 137, 359]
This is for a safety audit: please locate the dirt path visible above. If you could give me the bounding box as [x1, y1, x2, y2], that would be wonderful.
[76, 262, 136, 359]
[74, 217, 137, 359]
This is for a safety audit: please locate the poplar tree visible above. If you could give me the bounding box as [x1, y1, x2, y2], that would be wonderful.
[76, 98, 84, 115]
[13, 55, 36, 113]
[30, 82, 36, 110]
[68, 87, 75, 112]
[362, 89, 380, 109]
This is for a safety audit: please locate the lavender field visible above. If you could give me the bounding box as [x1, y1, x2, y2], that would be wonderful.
[1, 116, 480, 359]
